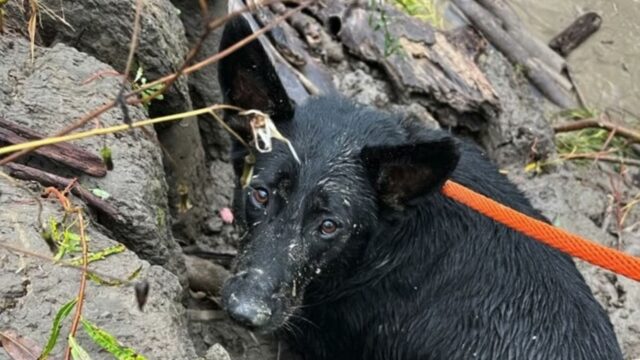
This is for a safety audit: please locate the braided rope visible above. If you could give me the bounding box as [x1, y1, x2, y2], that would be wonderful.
[442, 180, 640, 282]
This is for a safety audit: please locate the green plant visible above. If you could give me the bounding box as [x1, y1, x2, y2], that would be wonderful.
[33, 189, 147, 359]
[0, 0, 8, 34]
[555, 107, 599, 120]
[81, 319, 147, 360]
[368, 1, 402, 57]
[132, 66, 164, 109]
[556, 128, 631, 158]
[394, 0, 443, 28]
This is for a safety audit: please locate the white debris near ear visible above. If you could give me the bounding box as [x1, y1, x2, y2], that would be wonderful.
[240, 109, 301, 164]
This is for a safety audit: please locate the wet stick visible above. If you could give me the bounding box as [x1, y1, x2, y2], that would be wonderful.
[550, 12, 602, 57]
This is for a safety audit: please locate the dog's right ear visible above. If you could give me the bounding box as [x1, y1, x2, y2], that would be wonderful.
[361, 137, 460, 209]
[218, 14, 294, 140]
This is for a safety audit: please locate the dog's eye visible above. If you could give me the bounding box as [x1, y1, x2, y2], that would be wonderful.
[320, 219, 337, 236]
[251, 187, 269, 207]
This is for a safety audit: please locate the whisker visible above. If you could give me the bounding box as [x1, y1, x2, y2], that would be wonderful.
[286, 311, 320, 330]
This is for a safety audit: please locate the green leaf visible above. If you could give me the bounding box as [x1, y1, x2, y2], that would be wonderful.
[101, 146, 114, 170]
[48, 217, 61, 241]
[133, 67, 144, 83]
[68, 335, 92, 360]
[86, 272, 123, 286]
[126, 265, 143, 281]
[39, 298, 78, 359]
[81, 319, 147, 360]
[524, 161, 540, 173]
[67, 244, 126, 266]
[91, 188, 111, 200]
[54, 229, 82, 260]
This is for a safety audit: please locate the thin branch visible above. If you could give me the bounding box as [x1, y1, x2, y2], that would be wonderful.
[553, 118, 640, 143]
[562, 153, 640, 167]
[63, 210, 88, 360]
[122, 0, 144, 83]
[0, 105, 241, 156]
[565, 66, 587, 108]
[0, 242, 133, 285]
[141, 0, 293, 103]
[141, 0, 313, 100]
[115, 0, 145, 126]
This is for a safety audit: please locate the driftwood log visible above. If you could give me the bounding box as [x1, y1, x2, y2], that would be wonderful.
[474, 0, 566, 73]
[0, 118, 107, 177]
[451, 0, 576, 108]
[549, 12, 602, 57]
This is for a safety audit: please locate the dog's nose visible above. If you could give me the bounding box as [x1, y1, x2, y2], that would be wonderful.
[226, 294, 272, 327]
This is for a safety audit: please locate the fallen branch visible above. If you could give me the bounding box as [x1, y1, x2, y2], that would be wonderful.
[4, 163, 120, 220]
[562, 153, 640, 167]
[0, 105, 242, 156]
[63, 209, 88, 360]
[0, 118, 107, 177]
[475, 0, 566, 73]
[553, 118, 640, 143]
[0, 242, 134, 287]
[549, 12, 602, 57]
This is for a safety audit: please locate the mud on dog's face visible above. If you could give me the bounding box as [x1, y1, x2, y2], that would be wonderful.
[221, 136, 376, 330]
[218, 15, 459, 331]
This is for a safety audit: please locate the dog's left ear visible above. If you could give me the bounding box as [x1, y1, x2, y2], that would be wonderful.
[361, 137, 460, 208]
[218, 13, 294, 137]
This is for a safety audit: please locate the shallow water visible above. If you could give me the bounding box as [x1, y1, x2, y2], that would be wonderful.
[508, 0, 640, 117]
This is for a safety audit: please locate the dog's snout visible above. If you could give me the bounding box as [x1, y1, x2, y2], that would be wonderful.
[226, 294, 272, 327]
[223, 268, 276, 328]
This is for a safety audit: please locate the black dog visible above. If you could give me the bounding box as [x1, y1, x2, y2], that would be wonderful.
[218, 15, 623, 360]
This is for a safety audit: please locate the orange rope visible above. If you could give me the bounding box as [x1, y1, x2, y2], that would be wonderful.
[442, 180, 640, 282]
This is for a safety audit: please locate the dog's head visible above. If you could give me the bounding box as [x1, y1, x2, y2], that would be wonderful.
[218, 15, 460, 332]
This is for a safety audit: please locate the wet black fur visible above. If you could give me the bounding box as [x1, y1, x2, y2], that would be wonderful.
[218, 15, 622, 360]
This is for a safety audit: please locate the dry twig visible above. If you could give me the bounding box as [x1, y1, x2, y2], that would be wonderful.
[63, 208, 88, 360]
[562, 153, 640, 167]
[0, 242, 133, 285]
[553, 118, 640, 144]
